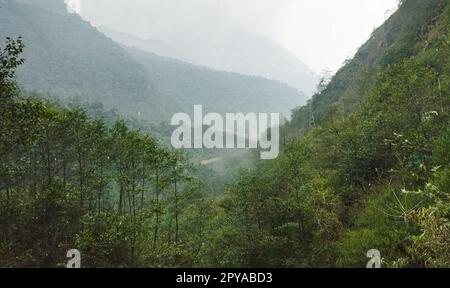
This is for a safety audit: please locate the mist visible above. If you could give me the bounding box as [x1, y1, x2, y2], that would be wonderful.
[79, 0, 398, 70]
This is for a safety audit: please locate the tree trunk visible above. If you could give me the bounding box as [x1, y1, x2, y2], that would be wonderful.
[175, 174, 179, 244]
[153, 173, 160, 249]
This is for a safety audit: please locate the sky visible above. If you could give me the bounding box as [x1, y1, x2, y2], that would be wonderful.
[74, 0, 399, 73]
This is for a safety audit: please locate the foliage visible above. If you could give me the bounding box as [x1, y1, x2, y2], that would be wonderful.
[208, 0, 450, 268]
[0, 36, 24, 99]
[0, 38, 210, 267]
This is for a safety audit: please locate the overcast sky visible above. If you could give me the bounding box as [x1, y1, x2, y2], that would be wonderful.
[75, 0, 399, 73]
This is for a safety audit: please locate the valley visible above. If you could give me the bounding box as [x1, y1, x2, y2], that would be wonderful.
[0, 0, 449, 268]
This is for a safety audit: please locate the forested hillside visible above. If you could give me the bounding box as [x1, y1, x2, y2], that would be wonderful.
[216, 0, 450, 267]
[127, 48, 303, 118]
[289, 0, 449, 134]
[0, 36, 215, 267]
[0, 0, 305, 123]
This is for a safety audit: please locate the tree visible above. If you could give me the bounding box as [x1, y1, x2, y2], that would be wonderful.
[0, 37, 24, 99]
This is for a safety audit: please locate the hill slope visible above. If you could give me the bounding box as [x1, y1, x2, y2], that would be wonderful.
[290, 0, 448, 133]
[213, 0, 450, 268]
[126, 48, 303, 118]
[0, 0, 306, 123]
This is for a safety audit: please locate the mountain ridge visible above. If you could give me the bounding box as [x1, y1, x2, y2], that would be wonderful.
[94, 21, 319, 96]
[0, 0, 306, 123]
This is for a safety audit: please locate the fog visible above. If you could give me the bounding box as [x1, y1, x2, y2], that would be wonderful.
[71, 0, 398, 94]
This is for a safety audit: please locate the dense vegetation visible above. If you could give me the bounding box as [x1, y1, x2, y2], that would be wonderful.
[0, 37, 216, 267]
[1, 0, 450, 268]
[214, 0, 450, 267]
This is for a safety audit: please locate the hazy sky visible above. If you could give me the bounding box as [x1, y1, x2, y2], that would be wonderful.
[76, 0, 399, 73]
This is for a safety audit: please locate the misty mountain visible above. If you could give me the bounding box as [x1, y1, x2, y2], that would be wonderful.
[0, 0, 306, 123]
[289, 0, 447, 133]
[98, 25, 319, 96]
[126, 47, 303, 119]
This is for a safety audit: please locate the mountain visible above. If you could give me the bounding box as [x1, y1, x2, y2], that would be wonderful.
[289, 0, 448, 133]
[97, 25, 319, 96]
[0, 0, 306, 123]
[125, 48, 303, 119]
[216, 0, 450, 268]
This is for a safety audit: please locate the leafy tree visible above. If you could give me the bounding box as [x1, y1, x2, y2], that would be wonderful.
[0, 37, 24, 99]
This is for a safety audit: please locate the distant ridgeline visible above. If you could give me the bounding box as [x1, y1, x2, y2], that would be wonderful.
[0, 0, 306, 124]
